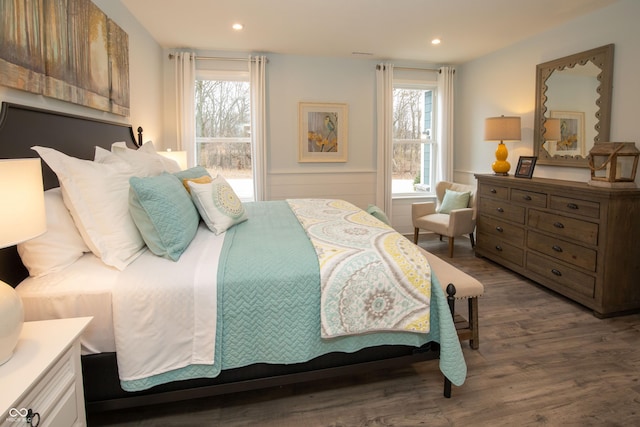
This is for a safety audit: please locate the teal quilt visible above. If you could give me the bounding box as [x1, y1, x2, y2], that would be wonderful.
[120, 200, 466, 392]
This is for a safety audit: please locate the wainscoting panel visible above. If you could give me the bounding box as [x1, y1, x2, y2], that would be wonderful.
[268, 171, 377, 210]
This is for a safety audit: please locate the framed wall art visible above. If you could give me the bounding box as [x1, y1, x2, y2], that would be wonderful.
[547, 111, 585, 157]
[298, 102, 348, 162]
[0, 0, 130, 116]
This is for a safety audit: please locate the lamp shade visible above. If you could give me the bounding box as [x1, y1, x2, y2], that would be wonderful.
[158, 150, 188, 171]
[0, 158, 46, 365]
[0, 158, 47, 248]
[485, 116, 521, 141]
[544, 118, 562, 141]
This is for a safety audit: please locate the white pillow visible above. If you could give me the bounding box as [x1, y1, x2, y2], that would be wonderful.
[94, 146, 162, 177]
[17, 188, 90, 277]
[32, 146, 146, 270]
[188, 175, 248, 235]
[111, 141, 181, 174]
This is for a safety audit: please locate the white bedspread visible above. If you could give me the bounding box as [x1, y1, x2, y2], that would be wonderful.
[112, 223, 224, 381]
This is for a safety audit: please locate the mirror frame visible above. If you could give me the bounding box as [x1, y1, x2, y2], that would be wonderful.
[534, 44, 614, 168]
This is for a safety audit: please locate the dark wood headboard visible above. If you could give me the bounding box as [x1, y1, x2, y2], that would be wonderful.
[0, 102, 141, 286]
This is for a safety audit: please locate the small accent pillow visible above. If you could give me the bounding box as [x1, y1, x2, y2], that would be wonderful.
[32, 146, 146, 270]
[17, 188, 90, 277]
[437, 189, 471, 214]
[174, 166, 211, 182]
[188, 175, 248, 235]
[129, 173, 200, 261]
[111, 141, 181, 174]
[366, 204, 391, 225]
[182, 175, 213, 193]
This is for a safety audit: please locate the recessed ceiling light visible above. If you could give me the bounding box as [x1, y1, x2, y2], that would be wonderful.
[431, 38, 441, 45]
[232, 23, 244, 31]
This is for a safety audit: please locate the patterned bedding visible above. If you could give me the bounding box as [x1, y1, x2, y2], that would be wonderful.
[118, 200, 466, 392]
[288, 199, 431, 338]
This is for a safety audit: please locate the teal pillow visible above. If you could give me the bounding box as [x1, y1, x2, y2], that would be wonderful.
[366, 204, 391, 225]
[437, 189, 471, 214]
[173, 166, 211, 181]
[129, 173, 200, 261]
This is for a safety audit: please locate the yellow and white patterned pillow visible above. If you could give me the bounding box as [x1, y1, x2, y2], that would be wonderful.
[188, 175, 248, 235]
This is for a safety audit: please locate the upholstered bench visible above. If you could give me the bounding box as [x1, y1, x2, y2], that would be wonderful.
[419, 247, 484, 349]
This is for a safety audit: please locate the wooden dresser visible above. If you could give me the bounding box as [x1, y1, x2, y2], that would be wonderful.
[474, 174, 640, 317]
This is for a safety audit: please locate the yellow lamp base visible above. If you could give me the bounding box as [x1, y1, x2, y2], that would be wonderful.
[492, 141, 510, 175]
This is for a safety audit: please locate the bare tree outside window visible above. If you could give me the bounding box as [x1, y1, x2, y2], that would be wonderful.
[392, 87, 434, 194]
[195, 80, 252, 179]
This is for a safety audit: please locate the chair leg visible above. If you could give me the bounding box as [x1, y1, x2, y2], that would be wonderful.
[469, 231, 475, 248]
[413, 228, 419, 244]
[469, 296, 479, 349]
[448, 237, 454, 258]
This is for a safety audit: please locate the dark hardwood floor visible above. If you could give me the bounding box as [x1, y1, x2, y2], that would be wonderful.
[88, 233, 640, 426]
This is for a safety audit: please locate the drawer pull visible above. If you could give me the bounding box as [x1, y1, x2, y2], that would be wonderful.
[551, 269, 562, 276]
[523, 195, 532, 201]
[490, 188, 497, 194]
[496, 207, 504, 213]
[553, 222, 564, 229]
[495, 245, 503, 251]
[567, 203, 579, 210]
[552, 245, 563, 252]
[495, 226, 504, 232]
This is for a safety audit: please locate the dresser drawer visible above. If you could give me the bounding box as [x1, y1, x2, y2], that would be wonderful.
[527, 230, 597, 271]
[511, 189, 547, 208]
[478, 183, 509, 200]
[550, 195, 600, 219]
[477, 232, 524, 266]
[526, 252, 595, 298]
[528, 209, 598, 246]
[479, 198, 525, 223]
[477, 215, 525, 245]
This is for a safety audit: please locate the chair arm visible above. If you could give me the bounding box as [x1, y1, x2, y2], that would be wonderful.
[411, 202, 437, 224]
[448, 208, 476, 234]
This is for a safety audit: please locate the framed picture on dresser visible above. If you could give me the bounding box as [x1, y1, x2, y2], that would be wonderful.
[515, 156, 537, 178]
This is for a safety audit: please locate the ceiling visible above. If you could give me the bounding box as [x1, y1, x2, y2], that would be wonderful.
[121, 0, 618, 64]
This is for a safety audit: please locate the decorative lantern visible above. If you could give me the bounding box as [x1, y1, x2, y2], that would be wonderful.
[588, 142, 639, 188]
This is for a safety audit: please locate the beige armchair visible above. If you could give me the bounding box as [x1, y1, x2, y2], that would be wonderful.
[412, 181, 476, 257]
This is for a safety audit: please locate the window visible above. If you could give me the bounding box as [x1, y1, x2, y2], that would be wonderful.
[392, 83, 437, 196]
[195, 71, 253, 201]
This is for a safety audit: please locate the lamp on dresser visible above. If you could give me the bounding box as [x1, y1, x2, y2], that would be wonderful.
[485, 115, 521, 175]
[0, 158, 46, 365]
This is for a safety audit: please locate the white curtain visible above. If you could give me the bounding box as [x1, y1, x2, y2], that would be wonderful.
[375, 63, 394, 221]
[250, 55, 267, 201]
[437, 66, 455, 182]
[174, 51, 196, 167]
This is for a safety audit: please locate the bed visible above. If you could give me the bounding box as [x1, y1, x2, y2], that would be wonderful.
[0, 102, 466, 412]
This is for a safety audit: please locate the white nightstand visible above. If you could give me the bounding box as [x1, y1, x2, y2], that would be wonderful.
[1, 317, 92, 427]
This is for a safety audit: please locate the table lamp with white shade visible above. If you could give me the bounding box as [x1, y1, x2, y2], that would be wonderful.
[0, 158, 46, 365]
[485, 115, 521, 175]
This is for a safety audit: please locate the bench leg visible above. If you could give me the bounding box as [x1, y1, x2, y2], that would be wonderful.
[469, 296, 479, 350]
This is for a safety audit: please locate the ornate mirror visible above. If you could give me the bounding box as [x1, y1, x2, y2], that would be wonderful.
[534, 44, 614, 168]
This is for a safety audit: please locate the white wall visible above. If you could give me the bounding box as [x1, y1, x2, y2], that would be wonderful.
[161, 52, 441, 219]
[455, 0, 640, 186]
[0, 0, 164, 143]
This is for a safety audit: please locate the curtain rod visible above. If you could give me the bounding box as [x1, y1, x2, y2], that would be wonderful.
[168, 54, 267, 63]
[377, 65, 453, 73]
